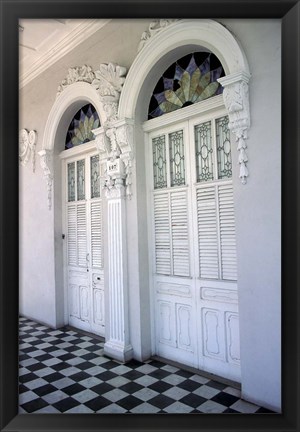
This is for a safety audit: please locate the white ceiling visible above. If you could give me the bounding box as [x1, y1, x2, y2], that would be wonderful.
[19, 19, 110, 88]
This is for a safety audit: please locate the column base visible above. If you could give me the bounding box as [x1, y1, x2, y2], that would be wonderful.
[104, 340, 133, 363]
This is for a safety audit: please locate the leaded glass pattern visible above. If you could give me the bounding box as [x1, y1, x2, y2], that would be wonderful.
[90, 155, 100, 198]
[169, 130, 185, 187]
[67, 162, 75, 202]
[153, 135, 167, 189]
[148, 52, 224, 119]
[216, 116, 232, 179]
[77, 159, 85, 201]
[195, 121, 214, 182]
[65, 104, 100, 150]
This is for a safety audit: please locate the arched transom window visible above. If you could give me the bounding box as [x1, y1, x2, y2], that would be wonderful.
[65, 103, 100, 150]
[148, 52, 225, 119]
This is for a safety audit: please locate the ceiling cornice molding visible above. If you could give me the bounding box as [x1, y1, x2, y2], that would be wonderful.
[19, 19, 111, 89]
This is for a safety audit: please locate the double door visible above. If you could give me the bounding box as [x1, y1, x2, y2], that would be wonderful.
[148, 106, 241, 382]
[64, 150, 105, 336]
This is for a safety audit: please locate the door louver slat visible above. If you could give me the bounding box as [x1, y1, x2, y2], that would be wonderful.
[91, 201, 102, 268]
[154, 193, 171, 275]
[171, 190, 190, 277]
[77, 203, 87, 267]
[67, 205, 77, 266]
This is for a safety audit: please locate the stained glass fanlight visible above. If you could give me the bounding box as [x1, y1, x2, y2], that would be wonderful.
[65, 104, 100, 150]
[148, 52, 225, 119]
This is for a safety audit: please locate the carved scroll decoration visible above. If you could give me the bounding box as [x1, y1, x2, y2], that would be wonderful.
[138, 20, 178, 52]
[56, 65, 95, 97]
[38, 149, 53, 210]
[19, 129, 37, 172]
[218, 72, 251, 184]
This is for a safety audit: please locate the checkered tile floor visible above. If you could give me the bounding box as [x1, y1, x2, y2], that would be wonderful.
[19, 317, 273, 414]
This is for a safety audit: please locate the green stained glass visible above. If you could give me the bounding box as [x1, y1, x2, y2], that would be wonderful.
[195, 121, 214, 182]
[77, 159, 85, 201]
[65, 104, 100, 150]
[169, 130, 185, 187]
[91, 155, 100, 198]
[148, 52, 224, 119]
[67, 162, 75, 202]
[216, 116, 232, 179]
[153, 135, 167, 189]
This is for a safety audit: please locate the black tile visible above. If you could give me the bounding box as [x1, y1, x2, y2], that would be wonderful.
[27, 339, 43, 346]
[70, 371, 90, 382]
[75, 361, 94, 371]
[19, 372, 38, 384]
[119, 382, 144, 394]
[19, 354, 30, 361]
[50, 362, 69, 372]
[175, 369, 193, 379]
[148, 369, 171, 380]
[58, 353, 74, 362]
[81, 352, 99, 361]
[95, 371, 118, 381]
[84, 344, 103, 352]
[85, 396, 111, 411]
[148, 381, 172, 394]
[124, 359, 144, 369]
[255, 407, 274, 413]
[122, 370, 144, 380]
[90, 382, 114, 395]
[223, 408, 240, 413]
[147, 394, 174, 409]
[26, 363, 46, 372]
[148, 360, 166, 368]
[206, 380, 227, 391]
[21, 347, 38, 354]
[211, 392, 239, 407]
[33, 383, 57, 397]
[42, 346, 60, 353]
[62, 383, 86, 396]
[97, 360, 119, 370]
[21, 398, 49, 413]
[63, 345, 81, 353]
[43, 372, 64, 383]
[116, 395, 143, 410]
[34, 354, 53, 362]
[19, 384, 30, 394]
[53, 397, 80, 413]
[177, 379, 201, 392]
[179, 393, 206, 408]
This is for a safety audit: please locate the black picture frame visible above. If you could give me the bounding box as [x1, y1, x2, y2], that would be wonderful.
[0, 0, 299, 431]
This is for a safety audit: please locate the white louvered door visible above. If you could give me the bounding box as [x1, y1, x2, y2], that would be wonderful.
[65, 151, 105, 337]
[147, 105, 241, 382]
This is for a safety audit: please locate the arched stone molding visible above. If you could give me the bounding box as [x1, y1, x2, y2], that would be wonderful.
[39, 81, 104, 210]
[119, 19, 251, 184]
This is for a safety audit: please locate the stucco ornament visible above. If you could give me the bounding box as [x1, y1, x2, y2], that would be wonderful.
[92, 63, 127, 126]
[218, 72, 251, 184]
[19, 129, 37, 172]
[56, 65, 95, 97]
[38, 149, 53, 210]
[138, 19, 178, 52]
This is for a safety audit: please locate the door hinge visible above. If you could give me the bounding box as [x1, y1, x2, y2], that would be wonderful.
[62, 234, 65, 239]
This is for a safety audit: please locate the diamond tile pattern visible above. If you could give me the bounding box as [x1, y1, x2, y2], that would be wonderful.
[19, 317, 273, 414]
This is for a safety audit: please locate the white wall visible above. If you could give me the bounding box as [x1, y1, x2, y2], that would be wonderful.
[19, 19, 281, 411]
[221, 19, 281, 411]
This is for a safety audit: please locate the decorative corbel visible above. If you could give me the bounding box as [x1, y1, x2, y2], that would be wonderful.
[218, 71, 251, 184]
[138, 19, 178, 52]
[19, 129, 37, 172]
[92, 63, 127, 126]
[38, 149, 53, 210]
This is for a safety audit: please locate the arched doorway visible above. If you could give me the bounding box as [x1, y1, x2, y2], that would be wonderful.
[117, 19, 251, 383]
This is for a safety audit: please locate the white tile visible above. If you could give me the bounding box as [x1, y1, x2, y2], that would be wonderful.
[111, 365, 132, 375]
[135, 364, 157, 374]
[198, 400, 226, 413]
[42, 390, 68, 404]
[65, 405, 94, 413]
[28, 350, 46, 358]
[135, 375, 158, 387]
[162, 374, 186, 386]
[103, 388, 128, 403]
[35, 343, 52, 350]
[19, 391, 39, 404]
[164, 401, 194, 413]
[50, 349, 68, 357]
[98, 403, 127, 414]
[43, 357, 61, 367]
[18, 407, 27, 414]
[33, 405, 61, 414]
[66, 357, 86, 366]
[89, 357, 107, 366]
[106, 376, 130, 388]
[72, 389, 98, 403]
[162, 386, 189, 401]
[132, 388, 159, 402]
[130, 402, 161, 414]
[25, 378, 48, 390]
[230, 399, 260, 413]
[59, 367, 81, 377]
[34, 367, 56, 378]
[77, 341, 93, 349]
[19, 367, 30, 376]
[19, 358, 38, 367]
[189, 374, 209, 384]
[56, 342, 73, 349]
[223, 386, 241, 397]
[51, 377, 74, 389]
[22, 336, 38, 343]
[84, 365, 106, 376]
[61, 335, 78, 342]
[79, 377, 102, 388]
[161, 364, 179, 373]
[71, 349, 89, 357]
[193, 385, 220, 399]
[19, 343, 31, 349]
